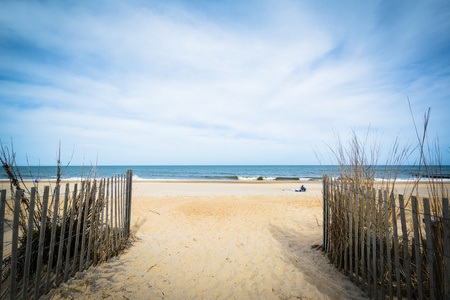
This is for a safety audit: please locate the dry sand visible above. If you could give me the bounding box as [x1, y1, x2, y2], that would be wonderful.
[45, 181, 369, 299]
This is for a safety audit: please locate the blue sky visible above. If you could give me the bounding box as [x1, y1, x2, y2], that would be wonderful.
[0, 0, 449, 166]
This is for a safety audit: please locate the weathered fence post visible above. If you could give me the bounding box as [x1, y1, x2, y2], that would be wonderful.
[118, 175, 123, 246]
[365, 186, 371, 296]
[390, 192, 402, 300]
[323, 175, 327, 251]
[64, 183, 78, 282]
[383, 190, 393, 300]
[23, 188, 36, 300]
[45, 184, 60, 293]
[0, 190, 5, 297]
[443, 197, 450, 300]
[0, 190, 6, 297]
[97, 179, 105, 264]
[398, 194, 412, 299]
[105, 178, 110, 261]
[349, 182, 354, 282]
[344, 181, 349, 275]
[423, 197, 436, 299]
[371, 188, 377, 299]
[411, 196, 423, 300]
[110, 176, 114, 252]
[114, 175, 119, 252]
[377, 189, 385, 299]
[79, 181, 91, 272]
[55, 183, 70, 286]
[72, 181, 85, 274]
[354, 184, 360, 286]
[10, 189, 22, 299]
[86, 180, 97, 268]
[360, 185, 366, 290]
[126, 169, 133, 237]
[34, 186, 50, 300]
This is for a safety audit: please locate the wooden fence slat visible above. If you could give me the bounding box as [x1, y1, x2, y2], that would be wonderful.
[333, 179, 338, 266]
[361, 186, 366, 289]
[92, 181, 100, 266]
[423, 197, 435, 299]
[0, 190, 6, 297]
[398, 194, 412, 299]
[390, 192, 402, 300]
[22, 187, 36, 300]
[333, 179, 338, 264]
[354, 184, 360, 286]
[349, 182, 354, 282]
[323, 176, 328, 251]
[344, 181, 349, 275]
[114, 175, 119, 252]
[129, 169, 133, 236]
[378, 189, 385, 300]
[329, 178, 334, 262]
[366, 186, 371, 296]
[120, 175, 124, 246]
[45, 184, 61, 293]
[72, 182, 85, 274]
[125, 170, 130, 237]
[10, 190, 22, 299]
[94, 180, 103, 264]
[64, 183, 78, 282]
[34, 186, 50, 300]
[339, 180, 345, 270]
[105, 178, 110, 261]
[383, 191, 393, 300]
[110, 176, 114, 252]
[332, 178, 337, 264]
[326, 176, 330, 252]
[330, 178, 336, 262]
[411, 196, 423, 300]
[87, 180, 97, 268]
[123, 174, 126, 237]
[79, 181, 91, 272]
[98, 179, 106, 263]
[86, 181, 97, 269]
[371, 188, 377, 299]
[94, 179, 103, 265]
[442, 197, 449, 299]
[122, 174, 125, 242]
[123, 175, 126, 238]
[55, 183, 70, 287]
[118, 175, 123, 247]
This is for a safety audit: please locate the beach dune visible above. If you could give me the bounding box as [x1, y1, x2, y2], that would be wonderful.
[46, 181, 367, 299]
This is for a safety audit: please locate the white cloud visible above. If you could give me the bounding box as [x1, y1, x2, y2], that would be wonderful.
[0, 0, 449, 165]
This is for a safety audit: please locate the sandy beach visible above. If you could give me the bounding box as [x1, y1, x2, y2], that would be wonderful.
[40, 181, 369, 300]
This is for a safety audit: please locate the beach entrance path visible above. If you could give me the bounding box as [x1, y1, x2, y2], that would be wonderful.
[45, 182, 368, 300]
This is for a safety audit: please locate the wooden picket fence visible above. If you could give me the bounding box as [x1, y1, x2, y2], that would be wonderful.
[323, 175, 450, 300]
[0, 170, 133, 299]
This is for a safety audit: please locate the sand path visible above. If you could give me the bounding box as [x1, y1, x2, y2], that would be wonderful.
[46, 182, 367, 299]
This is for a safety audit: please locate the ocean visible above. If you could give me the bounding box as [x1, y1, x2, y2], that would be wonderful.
[1, 165, 449, 182]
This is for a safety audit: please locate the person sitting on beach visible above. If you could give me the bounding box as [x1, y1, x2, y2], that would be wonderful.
[300, 185, 306, 192]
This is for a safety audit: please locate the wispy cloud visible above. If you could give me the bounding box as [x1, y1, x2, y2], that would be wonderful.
[1, 0, 449, 165]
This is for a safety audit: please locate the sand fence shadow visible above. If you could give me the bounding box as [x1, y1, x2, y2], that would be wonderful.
[268, 224, 367, 299]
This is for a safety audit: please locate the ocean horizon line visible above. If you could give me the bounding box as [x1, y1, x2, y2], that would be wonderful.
[2, 165, 450, 182]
